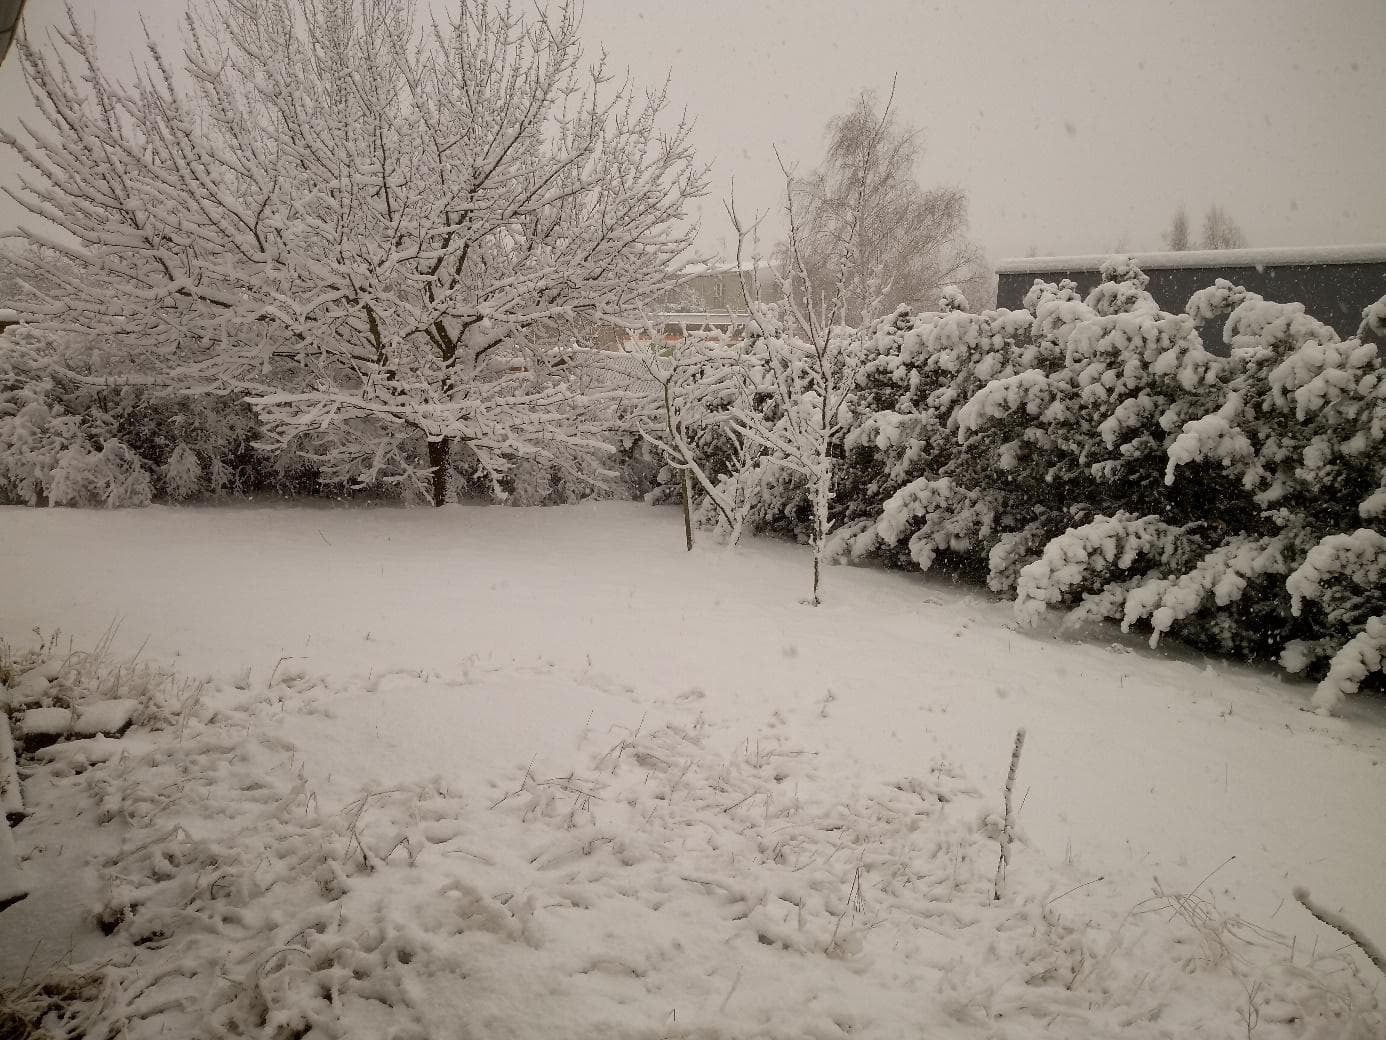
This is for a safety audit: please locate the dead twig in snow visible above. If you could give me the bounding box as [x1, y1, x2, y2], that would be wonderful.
[1046, 875, 1106, 907]
[718, 965, 743, 1013]
[993, 727, 1025, 901]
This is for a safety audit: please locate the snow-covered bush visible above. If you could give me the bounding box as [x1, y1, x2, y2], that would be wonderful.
[1163, 288, 1386, 703]
[0, 398, 152, 508]
[1282, 530, 1386, 712]
[47, 439, 154, 508]
[713, 258, 1385, 710]
[0, 328, 150, 507]
[0, 325, 317, 505]
[161, 444, 204, 500]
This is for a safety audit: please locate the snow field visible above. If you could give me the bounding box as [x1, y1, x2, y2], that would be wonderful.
[5, 660, 1381, 1038]
[1, 501, 1384, 1037]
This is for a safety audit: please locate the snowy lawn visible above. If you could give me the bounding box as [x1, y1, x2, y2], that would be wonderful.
[1, 501, 1383, 1038]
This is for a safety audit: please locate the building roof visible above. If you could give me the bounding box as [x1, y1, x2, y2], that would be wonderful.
[679, 260, 774, 275]
[995, 243, 1386, 275]
[653, 311, 751, 326]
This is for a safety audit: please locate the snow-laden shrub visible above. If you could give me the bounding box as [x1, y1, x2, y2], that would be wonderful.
[47, 438, 154, 507]
[0, 328, 151, 507]
[843, 264, 1239, 597]
[1360, 295, 1386, 344]
[1305, 616, 1385, 715]
[1279, 530, 1386, 711]
[694, 455, 810, 543]
[0, 404, 153, 508]
[937, 284, 970, 312]
[708, 258, 1385, 711]
[1159, 289, 1386, 702]
[1083, 256, 1158, 317]
[113, 389, 308, 498]
[833, 303, 1050, 576]
[162, 443, 203, 499]
[0, 325, 319, 504]
[483, 440, 624, 507]
[0, 397, 90, 505]
[1002, 281, 1383, 703]
[1014, 513, 1190, 626]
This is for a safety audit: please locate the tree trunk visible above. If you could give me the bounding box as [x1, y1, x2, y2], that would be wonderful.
[809, 456, 831, 606]
[665, 383, 695, 551]
[426, 437, 451, 507]
[680, 469, 694, 551]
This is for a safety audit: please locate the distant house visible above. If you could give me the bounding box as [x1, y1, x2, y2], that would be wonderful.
[647, 310, 753, 339]
[672, 264, 777, 313]
[591, 311, 754, 350]
[0, 308, 19, 335]
[995, 244, 1386, 341]
[592, 262, 778, 348]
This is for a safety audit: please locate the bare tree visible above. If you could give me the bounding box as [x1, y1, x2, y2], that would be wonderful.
[776, 89, 984, 326]
[1163, 205, 1192, 251]
[722, 101, 894, 604]
[1201, 204, 1248, 250]
[2, 0, 705, 505]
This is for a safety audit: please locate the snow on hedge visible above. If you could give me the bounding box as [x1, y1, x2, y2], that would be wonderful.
[995, 242, 1386, 274]
[668, 259, 1386, 712]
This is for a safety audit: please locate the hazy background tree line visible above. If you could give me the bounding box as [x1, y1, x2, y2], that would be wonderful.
[1163, 203, 1249, 252]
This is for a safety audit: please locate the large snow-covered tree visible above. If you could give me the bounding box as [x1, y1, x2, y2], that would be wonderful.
[2, 0, 705, 504]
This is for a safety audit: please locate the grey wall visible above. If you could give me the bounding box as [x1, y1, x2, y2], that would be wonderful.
[996, 261, 1386, 344]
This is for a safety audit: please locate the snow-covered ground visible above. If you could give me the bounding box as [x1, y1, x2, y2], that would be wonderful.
[1, 501, 1383, 1038]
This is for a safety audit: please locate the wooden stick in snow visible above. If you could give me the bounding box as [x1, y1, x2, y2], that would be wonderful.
[0, 818, 28, 912]
[0, 716, 26, 912]
[0, 715, 23, 825]
[994, 727, 1026, 901]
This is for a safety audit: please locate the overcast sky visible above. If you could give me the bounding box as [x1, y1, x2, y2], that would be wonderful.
[2, 0, 1384, 264]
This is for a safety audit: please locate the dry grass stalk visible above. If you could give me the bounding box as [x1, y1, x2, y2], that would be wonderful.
[993, 727, 1026, 901]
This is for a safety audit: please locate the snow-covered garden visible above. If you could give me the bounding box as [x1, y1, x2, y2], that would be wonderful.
[1, 503, 1384, 1038]
[1, 0, 1384, 1034]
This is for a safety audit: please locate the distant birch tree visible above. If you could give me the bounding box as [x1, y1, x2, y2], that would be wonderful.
[2, 0, 705, 504]
[1163, 205, 1192, 251]
[1200, 204, 1248, 251]
[777, 89, 984, 326]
